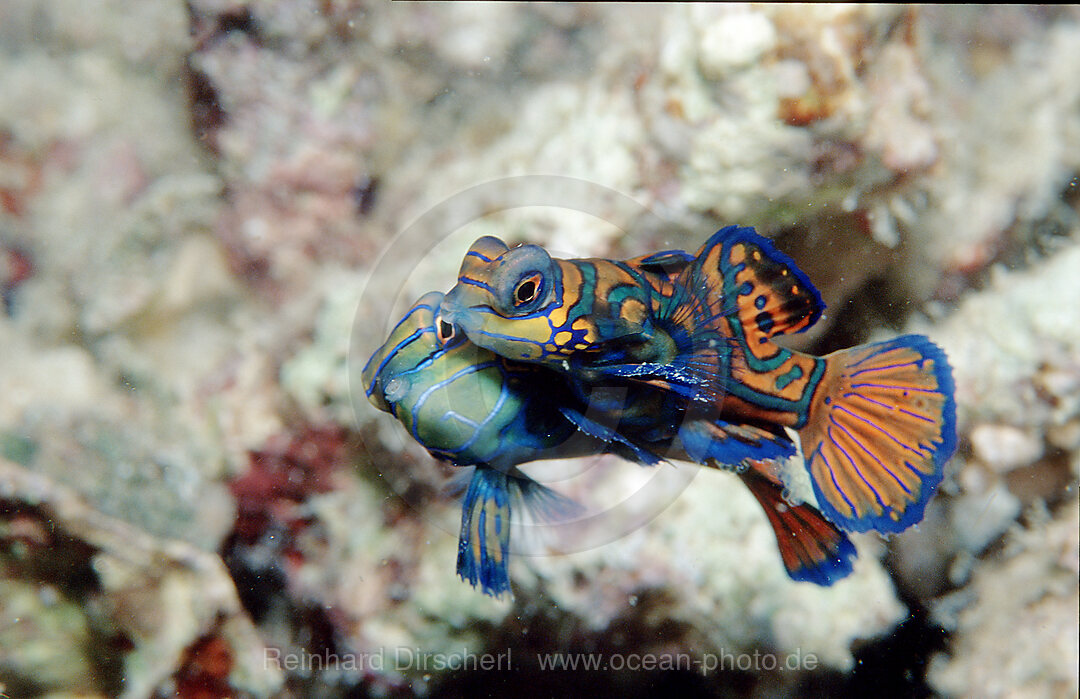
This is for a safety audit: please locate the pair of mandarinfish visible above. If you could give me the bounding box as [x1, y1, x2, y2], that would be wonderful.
[363, 225, 957, 597]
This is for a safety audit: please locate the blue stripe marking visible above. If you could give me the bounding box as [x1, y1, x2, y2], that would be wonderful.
[409, 361, 500, 442]
[834, 404, 924, 455]
[848, 392, 897, 411]
[846, 343, 898, 368]
[814, 445, 859, 518]
[389, 348, 443, 384]
[364, 327, 428, 396]
[827, 424, 886, 509]
[850, 360, 927, 377]
[850, 391, 936, 425]
[361, 301, 437, 384]
[825, 425, 885, 507]
[459, 276, 496, 293]
[850, 382, 941, 394]
[830, 415, 911, 495]
[468, 302, 563, 322]
[437, 374, 512, 455]
[470, 326, 548, 351]
[443, 412, 480, 429]
[898, 407, 935, 423]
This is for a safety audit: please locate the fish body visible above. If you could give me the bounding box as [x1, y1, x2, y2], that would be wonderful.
[364, 292, 856, 596]
[442, 226, 957, 534]
[439, 237, 730, 403]
[362, 292, 594, 596]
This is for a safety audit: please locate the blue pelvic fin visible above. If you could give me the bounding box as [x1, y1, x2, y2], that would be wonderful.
[678, 416, 796, 469]
[740, 463, 856, 585]
[559, 406, 665, 466]
[456, 466, 581, 597]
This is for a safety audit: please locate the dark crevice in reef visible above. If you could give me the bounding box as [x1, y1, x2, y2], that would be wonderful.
[426, 581, 950, 699]
[0, 501, 129, 697]
[844, 596, 947, 699]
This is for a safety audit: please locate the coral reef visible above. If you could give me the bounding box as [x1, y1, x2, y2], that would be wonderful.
[0, 458, 282, 698]
[928, 498, 1079, 697]
[1, 2, 1077, 697]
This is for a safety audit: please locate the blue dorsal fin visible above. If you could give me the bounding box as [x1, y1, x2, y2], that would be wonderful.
[691, 226, 825, 340]
[599, 227, 823, 404]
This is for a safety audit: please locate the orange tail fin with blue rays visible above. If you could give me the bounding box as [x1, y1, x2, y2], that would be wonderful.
[796, 335, 957, 533]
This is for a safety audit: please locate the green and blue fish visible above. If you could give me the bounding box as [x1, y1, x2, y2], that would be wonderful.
[363, 292, 857, 597]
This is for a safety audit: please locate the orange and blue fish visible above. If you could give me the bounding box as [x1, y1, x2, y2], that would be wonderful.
[439, 236, 732, 404]
[440, 226, 958, 534]
[363, 292, 857, 596]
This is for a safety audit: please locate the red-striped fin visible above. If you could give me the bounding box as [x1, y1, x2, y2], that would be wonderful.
[740, 462, 855, 585]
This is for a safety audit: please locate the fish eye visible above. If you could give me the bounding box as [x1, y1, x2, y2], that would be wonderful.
[513, 273, 542, 307]
[436, 315, 456, 344]
[492, 244, 553, 315]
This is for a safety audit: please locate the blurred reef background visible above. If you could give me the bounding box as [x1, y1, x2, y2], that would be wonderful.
[1, 3, 1078, 697]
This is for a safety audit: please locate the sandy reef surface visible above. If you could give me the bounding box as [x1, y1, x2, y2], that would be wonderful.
[1, 3, 1077, 697]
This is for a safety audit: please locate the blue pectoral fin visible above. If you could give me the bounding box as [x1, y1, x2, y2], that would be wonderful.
[559, 406, 665, 466]
[511, 466, 585, 523]
[457, 466, 583, 598]
[679, 417, 796, 469]
[442, 467, 474, 498]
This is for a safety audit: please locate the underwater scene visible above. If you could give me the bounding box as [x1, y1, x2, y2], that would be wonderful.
[1, 3, 1077, 697]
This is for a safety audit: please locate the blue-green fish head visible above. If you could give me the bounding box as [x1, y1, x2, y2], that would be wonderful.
[363, 290, 586, 598]
[362, 291, 555, 466]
